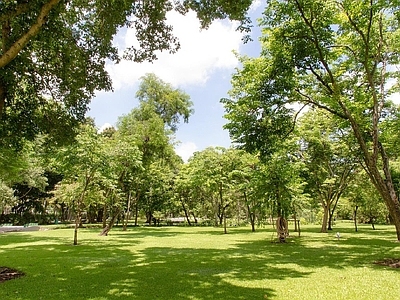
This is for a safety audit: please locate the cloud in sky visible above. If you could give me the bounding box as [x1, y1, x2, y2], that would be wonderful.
[98, 122, 113, 133]
[175, 142, 198, 162]
[106, 10, 243, 90]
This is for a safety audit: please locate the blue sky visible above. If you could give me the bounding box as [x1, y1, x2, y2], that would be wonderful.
[87, 1, 263, 161]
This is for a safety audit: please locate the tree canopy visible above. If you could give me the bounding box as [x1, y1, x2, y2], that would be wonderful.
[0, 0, 252, 146]
[222, 0, 400, 240]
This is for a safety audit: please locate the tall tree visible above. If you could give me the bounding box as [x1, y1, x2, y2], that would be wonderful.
[223, 0, 400, 240]
[0, 0, 252, 145]
[136, 73, 194, 132]
[298, 109, 358, 232]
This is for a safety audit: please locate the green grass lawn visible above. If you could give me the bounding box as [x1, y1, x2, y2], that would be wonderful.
[0, 223, 399, 299]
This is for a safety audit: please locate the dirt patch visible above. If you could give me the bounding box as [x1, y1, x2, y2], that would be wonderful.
[0, 267, 25, 283]
[374, 258, 400, 268]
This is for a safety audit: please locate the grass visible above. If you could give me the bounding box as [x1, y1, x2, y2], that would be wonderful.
[0, 223, 399, 300]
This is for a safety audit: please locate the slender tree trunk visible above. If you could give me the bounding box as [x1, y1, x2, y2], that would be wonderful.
[102, 203, 107, 229]
[293, 213, 298, 232]
[191, 212, 198, 224]
[354, 205, 358, 232]
[223, 213, 227, 234]
[237, 197, 240, 226]
[181, 197, 192, 226]
[123, 192, 132, 231]
[73, 208, 81, 246]
[245, 191, 256, 232]
[134, 201, 139, 226]
[131, 189, 140, 226]
[370, 217, 375, 230]
[247, 205, 255, 232]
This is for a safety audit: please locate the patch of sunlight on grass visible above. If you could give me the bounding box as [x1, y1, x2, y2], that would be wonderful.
[107, 288, 134, 297]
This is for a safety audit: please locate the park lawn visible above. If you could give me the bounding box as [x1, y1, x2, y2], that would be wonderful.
[0, 223, 399, 300]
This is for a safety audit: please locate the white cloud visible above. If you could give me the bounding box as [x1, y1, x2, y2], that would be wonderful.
[98, 122, 113, 133]
[107, 10, 243, 90]
[250, 0, 262, 11]
[175, 142, 198, 162]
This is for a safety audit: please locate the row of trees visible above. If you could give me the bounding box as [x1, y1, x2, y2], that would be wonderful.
[0, 72, 394, 244]
[1, 0, 400, 243]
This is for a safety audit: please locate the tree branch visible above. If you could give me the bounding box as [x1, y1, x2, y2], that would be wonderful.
[0, 0, 61, 69]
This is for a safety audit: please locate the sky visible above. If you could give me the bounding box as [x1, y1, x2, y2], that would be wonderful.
[87, 1, 263, 162]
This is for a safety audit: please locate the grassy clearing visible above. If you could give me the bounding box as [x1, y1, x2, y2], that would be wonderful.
[0, 223, 399, 299]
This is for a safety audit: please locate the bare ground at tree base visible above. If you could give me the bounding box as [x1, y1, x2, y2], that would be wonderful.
[374, 258, 400, 268]
[0, 267, 25, 283]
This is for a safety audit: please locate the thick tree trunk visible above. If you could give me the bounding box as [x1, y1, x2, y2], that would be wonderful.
[344, 106, 400, 240]
[99, 209, 120, 236]
[327, 211, 333, 231]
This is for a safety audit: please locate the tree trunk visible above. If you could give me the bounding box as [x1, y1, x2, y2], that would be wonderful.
[181, 197, 192, 226]
[321, 204, 329, 233]
[370, 217, 375, 230]
[223, 213, 227, 234]
[73, 212, 80, 246]
[247, 204, 255, 232]
[346, 108, 400, 240]
[99, 208, 120, 236]
[73, 201, 82, 245]
[354, 205, 358, 232]
[191, 212, 198, 224]
[102, 203, 107, 229]
[123, 192, 132, 231]
[293, 213, 298, 232]
[134, 201, 139, 226]
[327, 211, 333, 231]
[276, 217, 288, 243]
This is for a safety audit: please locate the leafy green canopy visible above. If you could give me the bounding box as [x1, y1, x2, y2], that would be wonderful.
[0, 0, 252, 146]
[222, 0, 400, 239]
[136, 73, 193, 132]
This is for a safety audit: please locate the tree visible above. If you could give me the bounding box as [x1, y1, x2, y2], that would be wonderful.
[0, 0, 252, 145]
[298, 109, 358, 232]
[57, 124, 106, 245]
[344, 171, 388, 231]
[223, 0, 400, 240]
[136, 73, 194, 132]
[188, 147, 249, 233]
[98, 134, 142, 235]
[117, 74, 190, 225]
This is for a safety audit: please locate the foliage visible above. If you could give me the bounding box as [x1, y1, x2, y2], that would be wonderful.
[0, 0, 252, 147]
[223, 0, 400, 240]
[136, 73, 194, 132]
[297, 109, 358, 231]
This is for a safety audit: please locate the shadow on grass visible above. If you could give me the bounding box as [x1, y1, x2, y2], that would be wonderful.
[0, 225, 399, 300]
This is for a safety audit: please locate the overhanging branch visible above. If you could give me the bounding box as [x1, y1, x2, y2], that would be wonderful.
[0, 0, 60, 69]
